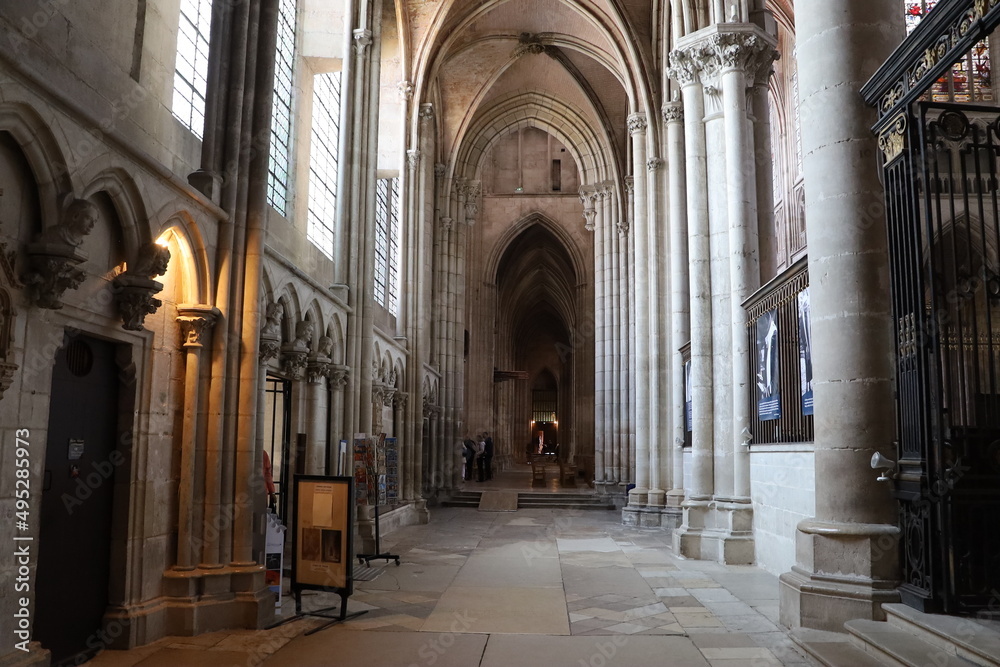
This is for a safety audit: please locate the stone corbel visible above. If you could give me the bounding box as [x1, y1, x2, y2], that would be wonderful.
[23, 196, 98, 310]
[420, 104, 435, 121]
[381, 386, 396, 407]
[647, 157, 663, 172]
[114, 241, 171, 331]
[434, 162, 447, 178]
[281, 320, 313, 379]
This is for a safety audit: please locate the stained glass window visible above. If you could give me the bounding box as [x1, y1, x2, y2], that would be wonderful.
[374, 177, 400, 313]
[307, 72, 343, 260]
[172, 0, 212, 138]
[267, 0, 297, 216]
[905, 0, 993, 103]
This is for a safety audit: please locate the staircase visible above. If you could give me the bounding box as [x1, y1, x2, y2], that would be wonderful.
[440, 490, 616, 511]
[793, 603, 1000, 667]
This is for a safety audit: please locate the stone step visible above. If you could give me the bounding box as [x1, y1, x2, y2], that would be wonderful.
[846, 618, 981, 667]
[883, 603, 1000, 667]
[791, 627, 887, 667]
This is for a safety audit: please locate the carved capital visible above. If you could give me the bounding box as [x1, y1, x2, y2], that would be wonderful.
[458, 180, 481, 224]
[647, 157, 663, 172]
[176, 307, 218, 348]
[624, 175, 635, 195]
[353, 29, 372, 55]
[617, 219, 630, 236]
[667, 48, 702, 87]
[330, 364, 350, 387]
[407, 149, 421, 169]
[662, 102, 683, 124]
[440, 216, 453, 231]
[583, 208, 597, 232]
[281, 347, 308, 379]
[419, 103, 435, 120]
[23, 196, 97, 309]
[434, 162, 447, 178]
[627, 113, 647, 136]
[393, 391, 408, 408]
[397, 80, 413, 101]
[307, 358, 332, 383]
[710, 31, 777, 78]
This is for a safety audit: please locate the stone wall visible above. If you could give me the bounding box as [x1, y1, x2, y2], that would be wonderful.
[749, 444, 815, 576]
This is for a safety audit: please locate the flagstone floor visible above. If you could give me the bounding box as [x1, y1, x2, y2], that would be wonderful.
[85, 497, 817, 667]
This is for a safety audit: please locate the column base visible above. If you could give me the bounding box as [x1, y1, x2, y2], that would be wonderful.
[778, 519, 900, 632]
[627, 486, 649, 507]
[97, 567, 273, 650]
[672, 498, 755, 564]
[666, 489, 685, 507]
[647, 488, 666, 508]
[621, 505, 683, 530]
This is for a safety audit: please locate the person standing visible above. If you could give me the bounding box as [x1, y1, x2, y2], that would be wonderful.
[462, 436, 476, 481]
[476, 433, 487, 482]
[483, 432, 494, 480]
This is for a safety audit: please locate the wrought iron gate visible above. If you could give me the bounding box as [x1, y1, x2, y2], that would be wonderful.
[863, 0, 1000, 614]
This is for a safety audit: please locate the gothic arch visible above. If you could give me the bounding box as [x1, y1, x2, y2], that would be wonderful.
[0, 102, 74, 229]
[81, 167, 149, 263]
[484, 210, 588, 287]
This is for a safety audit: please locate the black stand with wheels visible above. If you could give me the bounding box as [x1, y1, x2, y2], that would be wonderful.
[356, 503, 400, 567]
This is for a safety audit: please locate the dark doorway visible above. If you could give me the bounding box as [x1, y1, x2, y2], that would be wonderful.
[36, 334, 122, 665]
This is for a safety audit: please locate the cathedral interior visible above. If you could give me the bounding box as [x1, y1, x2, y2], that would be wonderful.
[1, 0, 999, 665]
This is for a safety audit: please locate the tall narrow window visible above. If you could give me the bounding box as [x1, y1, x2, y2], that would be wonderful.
[172, 0, 213, 137]
[267, 0, 297, 215]
[307, 72, 343, 259]
[374, 177, 400, 313]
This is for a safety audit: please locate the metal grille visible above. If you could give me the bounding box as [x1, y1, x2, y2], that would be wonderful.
[744, 258, 814, 444]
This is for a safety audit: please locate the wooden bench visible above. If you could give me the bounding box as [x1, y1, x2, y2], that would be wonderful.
[558, 462, 577, 487]
[530, 461, 547, 487]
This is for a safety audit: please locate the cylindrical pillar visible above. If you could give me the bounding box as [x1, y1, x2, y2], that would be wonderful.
[779, 0, 902, 631]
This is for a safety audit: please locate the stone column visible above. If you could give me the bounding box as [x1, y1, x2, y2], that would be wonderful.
[646, 155, 665, 512]
[622, 176, 635, 488]
[329, 366, 349, 473]
[664, 99, 688, 509]
[779, 0, 902, 631]
[669, 43, 714, 556]
[583, 187, 605, 485]
[174, 308, 218, 570]
[305, 356, 331, 474]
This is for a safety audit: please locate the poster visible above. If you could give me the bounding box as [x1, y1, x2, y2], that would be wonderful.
[684, 359, 692, 432]
[293, 476, 353, 591]
[353, 434, 373, 505]
[798, 288, 814, 416]
[384, 437, 399, 503]
[755, 308, 781, 421]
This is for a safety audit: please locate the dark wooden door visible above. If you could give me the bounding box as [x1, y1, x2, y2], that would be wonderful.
[35, 335, 120, 664]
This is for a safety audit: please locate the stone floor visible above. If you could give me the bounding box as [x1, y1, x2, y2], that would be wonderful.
[85, 475, 817, 667]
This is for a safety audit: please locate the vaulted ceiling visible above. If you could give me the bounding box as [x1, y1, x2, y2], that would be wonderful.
[400, 0, 664, 187]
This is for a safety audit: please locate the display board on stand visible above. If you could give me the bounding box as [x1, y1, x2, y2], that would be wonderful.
[268, 475, 367, 635]
[353, 433, 401, 566]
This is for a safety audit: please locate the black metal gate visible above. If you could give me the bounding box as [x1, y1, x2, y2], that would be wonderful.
[863, 0, 1000, 615]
